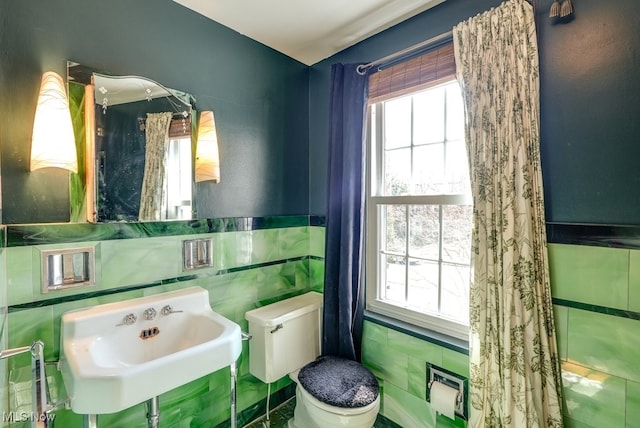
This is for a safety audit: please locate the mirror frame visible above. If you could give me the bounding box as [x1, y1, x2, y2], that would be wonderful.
[67, 61, 198, 224]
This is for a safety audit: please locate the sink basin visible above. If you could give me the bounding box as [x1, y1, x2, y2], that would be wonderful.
[60, 286, 242, 414]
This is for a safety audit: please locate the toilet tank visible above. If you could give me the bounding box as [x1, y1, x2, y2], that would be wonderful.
[245, 292, 323, 383]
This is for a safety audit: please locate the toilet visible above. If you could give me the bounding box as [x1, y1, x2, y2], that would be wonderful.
[245, 292, 380, 428]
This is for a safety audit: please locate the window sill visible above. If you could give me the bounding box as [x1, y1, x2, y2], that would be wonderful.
[364, 310, 469, 355]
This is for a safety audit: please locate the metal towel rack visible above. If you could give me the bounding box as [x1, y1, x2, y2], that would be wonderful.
[1, 341, 57, 428]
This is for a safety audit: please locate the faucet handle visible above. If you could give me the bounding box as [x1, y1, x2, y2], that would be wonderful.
[117, 313, 137, 326]
[143, 307, 157, 320]
[161, 305, 183, 316]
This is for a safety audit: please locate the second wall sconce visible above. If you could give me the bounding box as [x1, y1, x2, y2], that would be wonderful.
[30, 71, 78, 173]
[195, 110, 221, 183]
[550, 0, 574, 19]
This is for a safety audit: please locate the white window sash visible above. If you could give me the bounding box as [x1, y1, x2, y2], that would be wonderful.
[365, 85, 471, 340]
[370, 194, 472, 205]
[367, 298, 470, 341]
[365, 201, 470, 341]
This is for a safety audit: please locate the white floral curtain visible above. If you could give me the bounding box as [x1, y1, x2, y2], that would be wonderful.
[139, 112, 172, 221]
[453, 0, 563, 426]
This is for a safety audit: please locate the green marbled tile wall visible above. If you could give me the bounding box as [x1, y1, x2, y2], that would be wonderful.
[5, 228, 313, 307]
[567, 309, 640, 383]
[561, 361, 626, 428]
[362, 321, 468, 428]
[548, 243, 629, 310]
[239, 229, 278, 265]
[5, 247, 36, 305]
[627, 381, 640, 428]
[100, 237, 179, 289]
[278, 226, 310, 260]
[4, 225, 318, 428]
[308, 258, 325, 292]
[0, 245, 7, 420]
[362, 237, 640, 428]
[309, 226, 325, 258]
[548, 243, 640, 428]
[553, 305, 568, 361]
[9, 226, 639, 427]
[627, 250, 640, 312]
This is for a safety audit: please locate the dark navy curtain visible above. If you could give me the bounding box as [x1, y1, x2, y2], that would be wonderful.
[322, 63, 369, 362]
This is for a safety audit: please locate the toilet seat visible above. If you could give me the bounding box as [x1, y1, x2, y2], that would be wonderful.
[289, 366, 380, 428]
[295, 378, 380, 415]
[297, 356, 379, 409]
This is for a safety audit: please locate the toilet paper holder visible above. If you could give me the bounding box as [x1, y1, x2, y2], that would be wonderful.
[426, 363, 468, 420]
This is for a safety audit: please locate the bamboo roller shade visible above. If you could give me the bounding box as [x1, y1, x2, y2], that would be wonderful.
[168, 116, 191, 138]
[368, 42, 456, 103]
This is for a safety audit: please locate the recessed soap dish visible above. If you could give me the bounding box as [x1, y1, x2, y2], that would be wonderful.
[183, 238, 213, 270]
[41, 247, 95, 292]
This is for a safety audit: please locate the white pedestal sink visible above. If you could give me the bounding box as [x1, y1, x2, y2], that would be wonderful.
[59, 286, 242, 415]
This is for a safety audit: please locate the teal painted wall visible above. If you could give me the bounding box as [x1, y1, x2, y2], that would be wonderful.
[309, 0, 640, 225]
[0, 0, 309, 223]
[308, 0, 504, 216]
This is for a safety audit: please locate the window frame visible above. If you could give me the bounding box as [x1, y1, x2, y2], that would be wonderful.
[365, 79, 472, 341]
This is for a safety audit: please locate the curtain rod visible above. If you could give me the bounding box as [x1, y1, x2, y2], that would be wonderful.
[356, 30, 453, 75]
[355, 0, 536, 75]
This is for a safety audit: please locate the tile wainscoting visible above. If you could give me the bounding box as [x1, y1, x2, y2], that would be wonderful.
[360, 223, 640, 428]
[1, 220, 639, 427]
[2, 217, 324, 427]
[549, 237, 640, 428]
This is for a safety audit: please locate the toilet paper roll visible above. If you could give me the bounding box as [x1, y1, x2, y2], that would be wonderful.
[430, 381, 458, 420]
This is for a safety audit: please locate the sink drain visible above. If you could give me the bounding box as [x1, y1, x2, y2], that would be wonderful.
[140, 326, 160, 340]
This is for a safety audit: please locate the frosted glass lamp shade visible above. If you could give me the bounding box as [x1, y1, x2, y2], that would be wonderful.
[195, 110, 221, 183]
[30, 71, 78, 173]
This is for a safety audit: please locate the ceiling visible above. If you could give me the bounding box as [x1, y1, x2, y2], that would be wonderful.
[172, 0, 447, 66]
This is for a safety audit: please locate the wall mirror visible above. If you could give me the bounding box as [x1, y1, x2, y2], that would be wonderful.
[68, 62, 196, 223]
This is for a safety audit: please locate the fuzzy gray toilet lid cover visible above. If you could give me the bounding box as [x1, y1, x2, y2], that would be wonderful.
[298, 356, 379, 408]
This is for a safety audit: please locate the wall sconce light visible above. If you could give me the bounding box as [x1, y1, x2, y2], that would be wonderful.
[195, 110, 221, 183]
[550, 0, 573, 19]
[30, 71, 78, 173]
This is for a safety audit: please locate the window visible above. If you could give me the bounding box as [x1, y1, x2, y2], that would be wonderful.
[366, 79, 472, 340]
[163, 137, 193, 220]
[163, 117, 193, 220]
